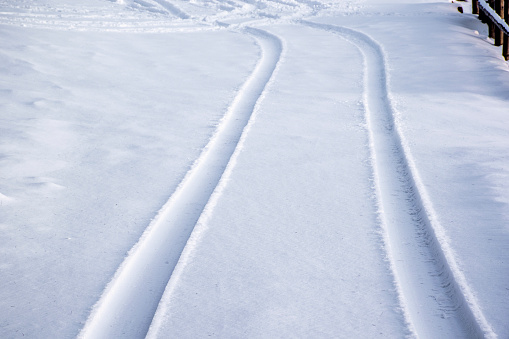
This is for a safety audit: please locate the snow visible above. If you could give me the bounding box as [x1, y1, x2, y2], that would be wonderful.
[0, 23, 259, 338]
[1, 0, 508, 338]
[78, 27, 282, 339]
[146, 23, 407, 338]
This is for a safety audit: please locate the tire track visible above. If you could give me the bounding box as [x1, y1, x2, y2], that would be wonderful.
[77, 27, 282, 339]
[145, 27, 284, 338]
[132, 0, 190, 19]
[151, 0, 190, 19]
[302, 21, 495, 339]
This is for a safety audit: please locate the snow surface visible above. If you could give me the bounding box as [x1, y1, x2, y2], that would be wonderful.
[1, 0, 508, 338]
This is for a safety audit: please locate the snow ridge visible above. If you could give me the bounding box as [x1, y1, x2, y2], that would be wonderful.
[302, 21, 495, 339]
[77, 28, 282, 339]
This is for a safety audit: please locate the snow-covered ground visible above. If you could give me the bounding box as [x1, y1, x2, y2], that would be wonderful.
[1, 0, 508, 338]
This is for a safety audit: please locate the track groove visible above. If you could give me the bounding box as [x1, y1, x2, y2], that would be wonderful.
[151, 0, 190, 19]
[77, 27, 282, 339]
[302, 21, 495, 339]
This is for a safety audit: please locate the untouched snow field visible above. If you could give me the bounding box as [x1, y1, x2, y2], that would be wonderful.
[1, 0, 508, 338]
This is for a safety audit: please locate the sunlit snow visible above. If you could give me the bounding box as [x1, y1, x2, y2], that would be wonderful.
[1, 0, 508, 338]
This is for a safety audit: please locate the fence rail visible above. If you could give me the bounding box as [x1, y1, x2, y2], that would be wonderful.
[472, 0, 509, 59]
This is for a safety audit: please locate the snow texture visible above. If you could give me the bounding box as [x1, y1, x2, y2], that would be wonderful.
[1, 0, 508, 338]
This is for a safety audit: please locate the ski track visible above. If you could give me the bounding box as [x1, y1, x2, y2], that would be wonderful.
[302, 21, 495, 339]
[77, 27, 282, 339]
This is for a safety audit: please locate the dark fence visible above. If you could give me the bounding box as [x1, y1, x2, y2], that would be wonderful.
[472, 0, 509, 59]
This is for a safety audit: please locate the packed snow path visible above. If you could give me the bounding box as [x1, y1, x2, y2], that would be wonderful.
[145, 22, 493, 339]
[147, 24, 406, 338]
[1, 0, 508, 338]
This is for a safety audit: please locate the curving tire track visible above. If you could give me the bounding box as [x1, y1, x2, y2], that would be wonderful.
[77, 27, 282, 339]
[302, 21, 495, 339]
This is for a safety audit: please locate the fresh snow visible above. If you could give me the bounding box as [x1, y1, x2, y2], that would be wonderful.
[1, 0, 508, 338]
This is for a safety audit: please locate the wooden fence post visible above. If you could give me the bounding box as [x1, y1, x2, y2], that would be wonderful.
[480, 5, 486, 22]
[489, 0, 495, 38]
[504, 0, 509, 59]
[495, 0, 503, 45]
